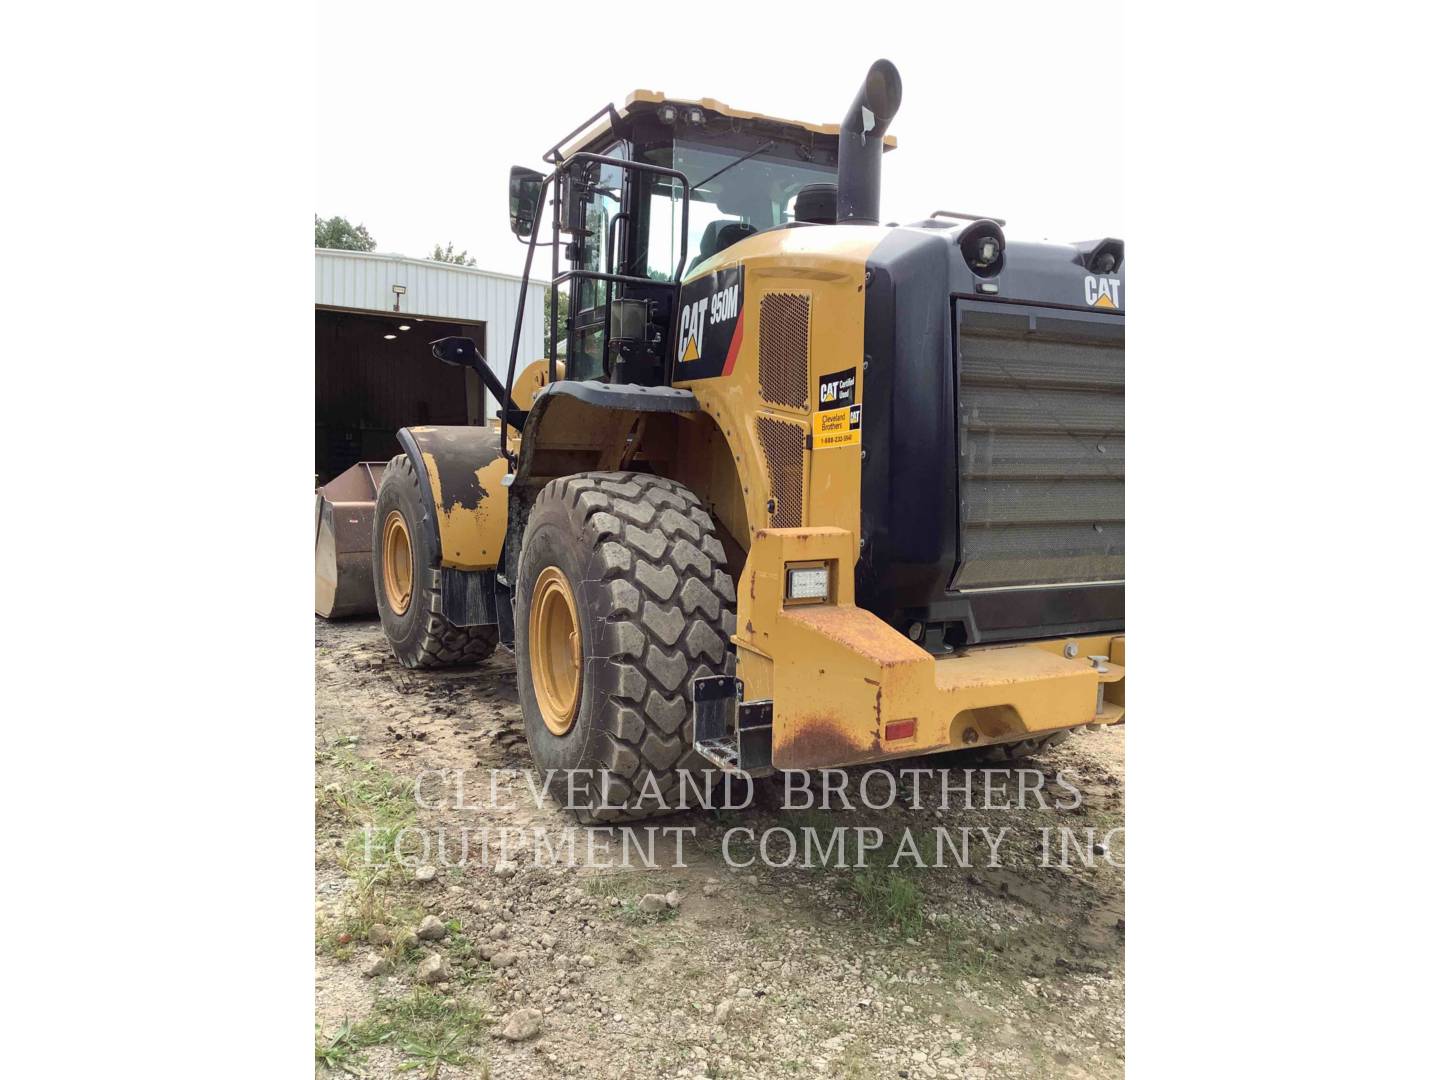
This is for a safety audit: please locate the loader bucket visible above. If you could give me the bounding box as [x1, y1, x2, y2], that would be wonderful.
[314, 462, 387, 619]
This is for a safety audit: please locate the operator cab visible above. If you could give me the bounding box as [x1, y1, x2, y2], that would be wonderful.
[507, 91, 895, 388]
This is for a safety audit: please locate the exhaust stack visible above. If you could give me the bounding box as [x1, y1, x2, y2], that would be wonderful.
[837, 59, 903, 226]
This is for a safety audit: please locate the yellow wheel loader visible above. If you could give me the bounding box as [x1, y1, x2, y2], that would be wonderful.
[364, 60, 1125, 820]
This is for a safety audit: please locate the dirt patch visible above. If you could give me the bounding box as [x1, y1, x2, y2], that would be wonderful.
[316, 617, 1124, 1078]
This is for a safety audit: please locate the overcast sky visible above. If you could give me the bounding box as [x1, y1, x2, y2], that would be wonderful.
[316, 1, 1123, 277]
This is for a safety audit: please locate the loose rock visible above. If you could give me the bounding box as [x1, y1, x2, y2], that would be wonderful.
[367, 924, 391, 946]
[501, 1007, 542, 1042]
[416, 953, 447, 984]
[414, 865, 438, 883]
[361, 953, 391, 978]
[639, 893, 668, 914]
[417, 915, 448, 941]
[490, 950, 519, 969]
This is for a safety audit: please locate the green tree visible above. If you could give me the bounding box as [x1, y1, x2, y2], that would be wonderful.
[429, 242, 477, 267]
[543, 286, 570, 354]
[314, 214, 376, 251]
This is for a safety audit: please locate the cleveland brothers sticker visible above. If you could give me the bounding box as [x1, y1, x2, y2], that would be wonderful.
[814, 403, 862, 449]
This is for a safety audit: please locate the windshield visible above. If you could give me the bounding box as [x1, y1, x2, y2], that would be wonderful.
[642, 139, 837, 280]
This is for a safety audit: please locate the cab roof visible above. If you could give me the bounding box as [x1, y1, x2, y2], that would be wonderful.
[556, 89, 899, 162]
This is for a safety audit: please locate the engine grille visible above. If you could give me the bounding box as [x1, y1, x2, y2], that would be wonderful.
[757, 292, 810, 410]
[955, 325, 1124, 590]
[756, 414, 806, 528]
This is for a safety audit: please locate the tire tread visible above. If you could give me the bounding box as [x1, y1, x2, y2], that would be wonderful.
[376, 455, 497, 670]
[524, 471, 737, 823]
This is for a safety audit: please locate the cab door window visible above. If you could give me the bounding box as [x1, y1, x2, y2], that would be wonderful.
[577, 160, 624, 308]
[571, 151, 625, 379]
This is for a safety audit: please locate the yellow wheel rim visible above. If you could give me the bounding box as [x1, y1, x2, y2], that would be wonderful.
[529, 566, 582, 736]
[381, 510, 413, 616]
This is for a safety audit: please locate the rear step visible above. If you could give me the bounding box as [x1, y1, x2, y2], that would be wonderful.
[691, 676, 774, 776]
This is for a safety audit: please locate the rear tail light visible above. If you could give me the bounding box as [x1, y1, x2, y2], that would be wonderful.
[884, 719, 917, 741]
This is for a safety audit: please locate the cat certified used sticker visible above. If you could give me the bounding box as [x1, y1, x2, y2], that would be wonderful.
[818, 366, 856, 409]
[813, 403, 862, 449]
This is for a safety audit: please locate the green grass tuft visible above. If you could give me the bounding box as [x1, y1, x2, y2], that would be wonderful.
[315, 1019, 366, 1076]
[317, 988, 490, 1079]
[848, 864, 924, 938]
[616, 898, 679, 926]
[316, 756, 425, 949]
[364, 988, 489, 1078]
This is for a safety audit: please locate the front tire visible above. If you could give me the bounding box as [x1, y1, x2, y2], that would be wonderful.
[514, 472, 737, 822]
[371, 454, 498, 669]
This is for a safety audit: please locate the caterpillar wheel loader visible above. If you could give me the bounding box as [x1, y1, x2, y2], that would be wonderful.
[367, 60, 1125, 821]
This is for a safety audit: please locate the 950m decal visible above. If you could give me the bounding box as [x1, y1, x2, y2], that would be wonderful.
[673, 265, 744, 380]
[814, 403, 862, 449]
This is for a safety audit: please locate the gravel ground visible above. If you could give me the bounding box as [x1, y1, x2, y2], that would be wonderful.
[316, 617, 1124, 1079]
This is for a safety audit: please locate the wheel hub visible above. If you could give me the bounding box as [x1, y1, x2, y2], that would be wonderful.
[529, 566, 582, 736]
[381, 510, 413, 616]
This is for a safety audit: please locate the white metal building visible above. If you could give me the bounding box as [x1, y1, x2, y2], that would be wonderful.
[314, 249, 546, 482]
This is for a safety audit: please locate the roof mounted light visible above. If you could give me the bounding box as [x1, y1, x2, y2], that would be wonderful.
[398, 324, 412, 331]
[685, 107, 704, 126]
[383, 333, 397, 340]
[958, 218, 1006, 278]
[658, 104, 678, 125]
[1079, 238, 1124, 274]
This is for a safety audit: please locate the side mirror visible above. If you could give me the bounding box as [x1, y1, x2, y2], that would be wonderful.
[509, 166, 544, 238]
[431, 336, 481, 368]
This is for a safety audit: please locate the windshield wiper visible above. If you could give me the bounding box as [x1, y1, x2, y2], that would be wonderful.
[692, 140, 777, 190]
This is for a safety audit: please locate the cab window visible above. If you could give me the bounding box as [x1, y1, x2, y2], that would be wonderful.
[570, 150, 625, 380]
[640, 137, 838, 280]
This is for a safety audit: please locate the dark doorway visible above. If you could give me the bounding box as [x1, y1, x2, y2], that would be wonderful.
[315, 308, 487, 484]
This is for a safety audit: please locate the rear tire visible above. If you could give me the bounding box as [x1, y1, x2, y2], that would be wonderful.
[372, 454, 498, 669]
[514, 472, 736, 823]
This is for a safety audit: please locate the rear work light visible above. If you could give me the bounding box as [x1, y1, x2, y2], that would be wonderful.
[785, 564, 830, 604]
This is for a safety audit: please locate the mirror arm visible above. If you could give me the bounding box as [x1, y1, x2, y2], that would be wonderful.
[467, 354, 512, 417]
[501, 169, 557, 465]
